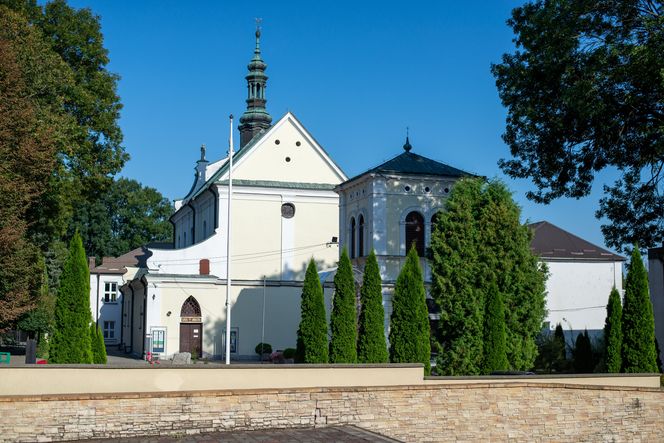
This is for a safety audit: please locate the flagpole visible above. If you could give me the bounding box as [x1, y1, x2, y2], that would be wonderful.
[225, 114, 234, 365]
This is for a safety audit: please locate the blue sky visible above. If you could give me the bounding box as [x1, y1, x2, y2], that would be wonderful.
[68, 0, 620, 253]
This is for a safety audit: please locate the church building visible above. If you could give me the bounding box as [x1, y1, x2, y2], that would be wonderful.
[91, 29, 346, 360]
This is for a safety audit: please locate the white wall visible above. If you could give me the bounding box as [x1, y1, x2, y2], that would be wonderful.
[544, 260, 623, 336]
[89, 274, 124, 345]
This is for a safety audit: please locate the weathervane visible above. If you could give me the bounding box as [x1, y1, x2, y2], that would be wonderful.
[255, 17, 262, 32]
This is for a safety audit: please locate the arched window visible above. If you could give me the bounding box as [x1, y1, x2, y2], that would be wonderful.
[405, 211, 425, 256]
[431, 212, 441, 235]
[350, 217, 356, 258]
[180, 296, 201, 318]
[358, 215, 365, 257]
[203, 220, 207, 238]
[177, 235, 181, 248]
[183, 231, 187, 246]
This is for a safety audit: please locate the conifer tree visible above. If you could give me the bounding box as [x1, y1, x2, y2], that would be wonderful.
[482, 282, 509, 373]
[603, 287, 623, 373]
[389, 246, 431, 374]
[357, 250, 388, 363]
[430, 178, 547, 374]
[621, 247, 658, 372]
[90, 323, 107, 364]
[295, 259, 328, 363]
[573, 330, 594, 373]
[49, 232, 93, 363]
[552, 323, 568, 373]
[329, 248, 357, 363]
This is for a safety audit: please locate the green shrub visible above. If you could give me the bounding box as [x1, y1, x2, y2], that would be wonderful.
[283, 348, 296, 359]
[90, 323, 107, 364]
[604, 287, 622, 373]
[255, 342, 272, 355]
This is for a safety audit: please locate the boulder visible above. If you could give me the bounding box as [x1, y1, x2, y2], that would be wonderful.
[172, 352, 191, 365]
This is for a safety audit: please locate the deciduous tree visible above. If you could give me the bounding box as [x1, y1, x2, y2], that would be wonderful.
[492, 0, 663, 252]
[357, 250, 388, 363]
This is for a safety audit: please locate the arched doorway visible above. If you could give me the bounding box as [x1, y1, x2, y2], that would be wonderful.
[179, 296, 202, 357]
[405, 211, 425, 256]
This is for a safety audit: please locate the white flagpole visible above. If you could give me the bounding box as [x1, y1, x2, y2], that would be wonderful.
[225, 114, 234, 365]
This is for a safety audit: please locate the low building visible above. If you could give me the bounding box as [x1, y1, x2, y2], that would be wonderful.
[529, 221, 624, 342]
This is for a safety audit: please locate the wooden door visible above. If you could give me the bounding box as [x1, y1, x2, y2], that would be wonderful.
[179, 323, 202, 356]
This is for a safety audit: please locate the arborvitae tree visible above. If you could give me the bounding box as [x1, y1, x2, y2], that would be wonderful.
[389, 246, 431, 374]
[295, 259, 328, 364]
[483, 282, 509, 373]
[49, 232, 93, 363]
[621, 247, 658, 372]
[329, 248, 357, 363]
[90, 323, 107, 364]
[431, 178, 547, 374]
[603, 287, 623, 373]
[552, 323, 568, 373]
[573, 330, 594, 373]
[655, 339, 663, 374]
[357, 250, 388, 363]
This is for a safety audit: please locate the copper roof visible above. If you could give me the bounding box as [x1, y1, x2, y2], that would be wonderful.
[529, 221, 624, 261]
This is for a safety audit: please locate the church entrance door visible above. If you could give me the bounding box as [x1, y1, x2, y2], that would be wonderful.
[179, 296, 202, 357]
[179, 323, 202, 356]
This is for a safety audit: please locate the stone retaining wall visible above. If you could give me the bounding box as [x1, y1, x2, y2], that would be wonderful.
[1, 382, 663, 442]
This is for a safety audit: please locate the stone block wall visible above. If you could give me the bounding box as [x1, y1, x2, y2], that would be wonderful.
[1, 383, 663, 442]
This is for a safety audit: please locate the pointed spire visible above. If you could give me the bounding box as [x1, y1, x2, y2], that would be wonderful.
[200, 144, 206, 161]
[403, 127, 412, 152]
[239, 21, 272, 148]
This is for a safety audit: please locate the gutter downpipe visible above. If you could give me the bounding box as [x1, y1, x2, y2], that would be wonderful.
[225, 115, 234, 365]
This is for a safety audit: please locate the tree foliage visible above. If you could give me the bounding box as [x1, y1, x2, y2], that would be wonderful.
[90, 323, 107, 364]
[49, 233, 93, 364]
[492, 0, 663, 252]
[483, 282, 509, 373]
[357, 250, 388, 363]
[604, 287, 623, 373]
[0, 6, 65, 330]
[389, 246, 431, 374]
[296, 259, 328, 364]
[329, 248, 357, 363]
[431, 178, 547, 374]
[621, 247, 658, 372]
[573, 330, 595, 373]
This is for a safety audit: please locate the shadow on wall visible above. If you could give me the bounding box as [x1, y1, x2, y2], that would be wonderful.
[203, 258, 332, 360]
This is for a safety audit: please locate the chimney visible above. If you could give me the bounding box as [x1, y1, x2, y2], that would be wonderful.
[199, 259, 210, 275]
[88, 256, 96, 270]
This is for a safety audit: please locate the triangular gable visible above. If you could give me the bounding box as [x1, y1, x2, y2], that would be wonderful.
[221, 112, 347, 184]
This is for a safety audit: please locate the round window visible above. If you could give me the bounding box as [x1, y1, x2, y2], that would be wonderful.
[281, 203, 295, 219]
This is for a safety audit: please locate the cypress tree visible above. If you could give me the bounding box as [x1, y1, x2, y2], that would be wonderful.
[430, 178, 547, 374]
[573, 330, 594, 373]
[482, 282, 509, 373]
[329, 248, 357, 363]
[49, 232, 93, 364]
[90, 323, 107, 364]
[552, 323, 568, 373]
[295, 259, 328, 363]
[389, 246, 431, 374]
[621, 247, 658, 372]
[603, 287, 623, 373]
[357, 250, 388, 363]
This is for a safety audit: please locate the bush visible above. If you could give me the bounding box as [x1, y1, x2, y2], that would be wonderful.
[255, 342, 272, 355]
[90, 323, 107, 364]
[357, 250, 388, 363]
[283, 348, 296, 360]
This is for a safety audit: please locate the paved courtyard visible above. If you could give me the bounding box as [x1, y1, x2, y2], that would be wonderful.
[76, 426, 400, 442]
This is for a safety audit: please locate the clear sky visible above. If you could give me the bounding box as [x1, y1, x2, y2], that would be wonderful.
[67, 0, 621, 254]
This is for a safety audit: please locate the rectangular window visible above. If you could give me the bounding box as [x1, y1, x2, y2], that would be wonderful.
[103, 321, 115, 339]
[104, 282, 118, 303]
